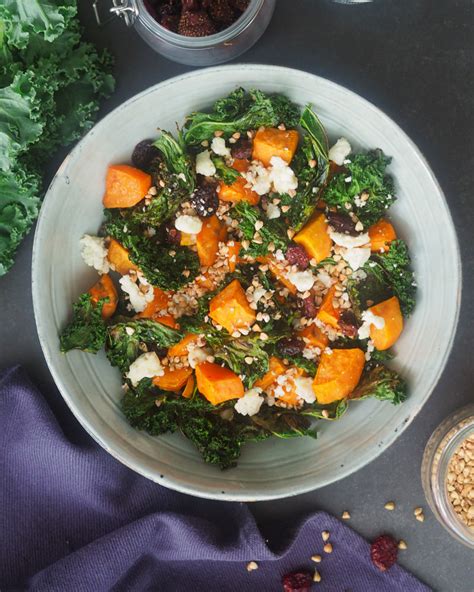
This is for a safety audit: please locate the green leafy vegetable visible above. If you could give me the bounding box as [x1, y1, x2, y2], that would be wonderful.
[211, 155, 240, 184]
[302, 399, 348, 421]
[184, 88, 300, 146]
[153, 130, 195, 193]
[285, 355, 317, 376]
[60, 293, 107, 353]
[350, 364, 407, 405]
[323, 149, 395, 227]
[106, 319, 182, 373]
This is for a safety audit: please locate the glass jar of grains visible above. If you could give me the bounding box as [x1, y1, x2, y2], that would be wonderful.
[421, 404, 474, 548]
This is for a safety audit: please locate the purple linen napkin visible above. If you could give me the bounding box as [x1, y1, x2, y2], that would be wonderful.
[0, 366, 431, 592]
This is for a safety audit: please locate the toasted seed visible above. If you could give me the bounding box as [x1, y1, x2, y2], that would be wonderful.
[342, 511, 351, 520]
[313, 569, 322, 583]
[323, 543, 333, 554]
[416, 513, 425, 522]
[246, 561, 258, 572]
[384, 501, 395, 511]
[322, 530, 330, 542]
[311, 554, 322, 563]
[414, 507, 423, 516]
[398, 540, 407, 550]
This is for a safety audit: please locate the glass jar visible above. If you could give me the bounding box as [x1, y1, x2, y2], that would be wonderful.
[421, 405, 474, 548]
[99, 0, 276, 66]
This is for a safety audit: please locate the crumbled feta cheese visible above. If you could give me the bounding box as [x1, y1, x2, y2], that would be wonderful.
[126, 352, 164, 387]
[342, 247, 371, 271]
[79, 234, 109, 274]
[119, 274, 154, 313]
[286, 270, 315, 292]
[266, 203, 281, 219]
[302, 346, 320, 360]
[188, 345, 210, 369]
[328, 137, 352, 166]
[211, 136, 231, 158]
[329, 230, 370, 248]
[316, 270, 332, 288]
[274, 249, 285, 261]
[358, 310, 386, 340]
[269, 156, 298, 194]
[234, 387, 264, 416]
[294, 376, 316, 404]
[175, 215, 203, 234]
[196, 150, 216, 176]
[242, 162, 272, 195]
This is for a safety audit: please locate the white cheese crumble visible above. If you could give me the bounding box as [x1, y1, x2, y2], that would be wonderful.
[125, 327, 135, 336]
[79, 234, 109, 274]
[316, 270, 332, 288]
[211, 136, 231, 158]
[187, 345, 211, 369]
[234, 387, 264, 416]
[266, 203, 281, 219]
[358, 310, 386, 340]
[328, 137, 352, 166]
[329, 230, 370, 248]
[195, 150, 216, 176]
[294, 376, 316, 404]
[286, 270, 315, 292]
[126, 352, 164, 387]
[342, 247, 371, 271]
[175, 215, 203, 234]
[119, 274, 154, 313]
[242, 162, 271, 195]
[269, 156, 298, 194]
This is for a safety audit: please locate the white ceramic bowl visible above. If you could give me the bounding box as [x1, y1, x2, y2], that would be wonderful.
[32, 65, 461, 501]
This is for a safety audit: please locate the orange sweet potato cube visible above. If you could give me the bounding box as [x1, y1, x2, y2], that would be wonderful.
[196, 215, 226, 267]
[168, 333, 201, 357]
[293, 212, 333, 263]
[153, 367, 193, 392]
[254, 357, 287, 391]
[209, 279, 256, 334]
[195, 362, 244, 405]
[103, 165, 151, 209]
[252, 128, 299, 167]
[88, 274, 118, 319]
[368, 296, 403, 350]
[369, 219, 397, 252]
[312, 348, 365, 404]
[107, 238, 138, 275]
[316, 286, 340, 329]
[297, 325, 329, 350]
[137, 287, 170, 320]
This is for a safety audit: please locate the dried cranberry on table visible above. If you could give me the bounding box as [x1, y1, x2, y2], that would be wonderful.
[326, 211, 358, 235]
[338, 309, 359, 338]
[131, 139, 161, 171]
[299, 295, 317, 318]
[282, 571, 313, 592]
[231, 137, 253, 160]
[370, 534, 398, 572]
[191, 182, 219, 217]
[277, 337, 304, 358]
[285, 244, 310, 270]
[178, 9, 217, 36]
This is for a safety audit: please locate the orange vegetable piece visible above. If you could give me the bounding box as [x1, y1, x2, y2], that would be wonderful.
[267, 367, 306, 408]
[254, 357, 287, 391]
[265, 257, 297, 295]
[368, 296, 403, 350]
[168, 333, 201, 357]
[103, 165, 152, 209]
[180, 232, 195, 247]
[369, 219, 397, 252]
[219, 159, 260, 205]
[195, 362, 244, 405]
[293, 212, 332, 263]
[153, 367, 193, 392]
[196, 215, 226, 267]
[182, 374, 195, 398]
[297, 325, 329, 350]
[155, 315, 179, 329]
[195, 271, 218, 292]
[209, 279, 256, 334]
[137, 287, 170, 320]
[252, 128, 299, 167]
[312, 348, 365, 404]
[316, 286, 340, 329]
[226, 241, 241, 272]
[107, 238, 138, 275]
[88, 274, 118, 319]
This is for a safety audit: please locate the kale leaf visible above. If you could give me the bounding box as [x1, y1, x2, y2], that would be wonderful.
[285, 355, 317, 376]
[323, 149, 396, 227]
[184, 88, 300, 146]
[349, 364, 407, 405]
[106, 319, 182, 372]
[60, 293, 107, 353]
[153, 130, 195, 193]
[211, 155, 240, 184]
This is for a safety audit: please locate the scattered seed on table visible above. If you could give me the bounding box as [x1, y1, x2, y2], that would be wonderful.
[398, 540, 408, 550]
[342, 511, 351, 520]
[311, 554, 322, 563]
[413, 507, 423, 516]
[322, 530, 330, 542]
[246, 561, 258, 572]
[416, 513, 425, 523]
[384, 501, 395, 511]
[313, 569, 322, 583]
[323, 543, 333, 554]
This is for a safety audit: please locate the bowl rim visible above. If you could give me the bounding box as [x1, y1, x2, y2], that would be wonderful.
[32, 64, 462, 501]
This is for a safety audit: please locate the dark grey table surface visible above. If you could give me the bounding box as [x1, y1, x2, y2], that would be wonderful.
[2, 0, 473, 590]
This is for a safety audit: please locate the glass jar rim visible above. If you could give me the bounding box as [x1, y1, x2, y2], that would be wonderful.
[136, 0, 264, 48]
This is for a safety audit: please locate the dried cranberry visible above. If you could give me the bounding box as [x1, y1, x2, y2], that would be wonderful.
[338, 309, 359, 338]
[206, 0, 237, 27]
[370, 534, 398, 572]
[131, 139, 161, 171]
[231, 137, 252, 160]
[282, 571, 313, 592]
[164, 225, 181, 245]
[326, 211, 357, 235]
[178, 9, 216, 35]
[191, 182, 219, 217]
[299, 295, 317, 318]
[285, 244, 310, 270]
[277, 337, 304, 358]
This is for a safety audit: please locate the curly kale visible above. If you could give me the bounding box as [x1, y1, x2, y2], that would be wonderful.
[103, 209, 200, 290]
[348, 239, 416, 317]
[350, 365, 407, 405]
[323, 149, 396, 227]
[231, 201, 288, 258]
[60, 293, 107, 353]
[153, 130, 195, 193]
[211, 155, 240, 184]
[285, 355, 317, 376]
[184, 88, 300, 146]
[106, 319, 182, 373]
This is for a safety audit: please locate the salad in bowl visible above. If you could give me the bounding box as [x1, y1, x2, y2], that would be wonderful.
[60, 88, 416, 469]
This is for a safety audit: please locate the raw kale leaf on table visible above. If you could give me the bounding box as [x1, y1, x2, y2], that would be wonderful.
[0, 1, 114, 276]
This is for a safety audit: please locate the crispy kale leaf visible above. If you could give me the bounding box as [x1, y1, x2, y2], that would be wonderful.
[153, 130, 195, 192]
[60, 293, 107, 353]
[103, 209, 200, 290]
[106, 319, 182, 372]
[350, 364, 407, 405]
[184, 88, 300, 146]
[211, 155, 240, 184]
[323, 149, 395, 227]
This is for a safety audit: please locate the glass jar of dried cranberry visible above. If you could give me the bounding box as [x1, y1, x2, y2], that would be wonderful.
[99, 0, 275, 66]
